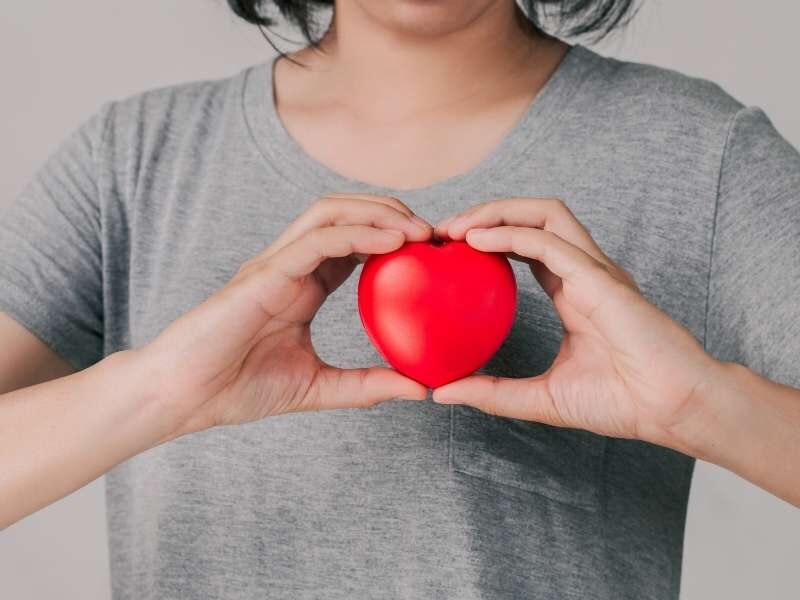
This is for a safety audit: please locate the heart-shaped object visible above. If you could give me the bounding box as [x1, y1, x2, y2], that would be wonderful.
[357, 240, 517, 388]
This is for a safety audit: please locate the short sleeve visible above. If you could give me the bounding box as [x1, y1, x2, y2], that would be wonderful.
[0, 104, 112, 371]
[705, 106, 800, 388]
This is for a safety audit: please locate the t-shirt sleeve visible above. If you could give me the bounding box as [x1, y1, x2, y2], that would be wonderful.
[0, 104, 112, 371]
[705, 106, 800, 388]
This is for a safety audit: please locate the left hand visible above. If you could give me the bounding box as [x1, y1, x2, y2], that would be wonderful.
[432, 198, 726, 448]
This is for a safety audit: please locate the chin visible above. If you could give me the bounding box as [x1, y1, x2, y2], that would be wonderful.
[353, 0, 505, 38]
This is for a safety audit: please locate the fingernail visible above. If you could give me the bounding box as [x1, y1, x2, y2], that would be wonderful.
[467, 228, 489, 238]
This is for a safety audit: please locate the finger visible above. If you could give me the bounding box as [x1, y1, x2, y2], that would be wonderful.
[269, 225, 406, 282]
[224, 226, 405, 334]
[264, 196, 431, 260]
[466, 227, 652, 353]
[170, 227, 404, 376]
[502, 250, 563, 300]
[311, 194, 430, 233]
[433, 215, 457, 239]
[324, 192, 416, 217]
[530, 259, 562, 300]
[439, 198, 610, 267]
[465, 226, 638, 326]
[313, 365, 428, 410]
[431, 374, 568, 427]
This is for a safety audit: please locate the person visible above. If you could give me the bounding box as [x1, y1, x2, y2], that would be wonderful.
[1, 0, 798, 598]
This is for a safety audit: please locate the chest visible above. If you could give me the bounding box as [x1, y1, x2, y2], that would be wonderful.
[103, 142, 712, 526]
[276, 99, 535, 190]
[109, 152, 716, 380]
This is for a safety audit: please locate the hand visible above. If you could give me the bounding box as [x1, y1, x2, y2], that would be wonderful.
[432, 198, 725, 448]
[139, 193, 433, 437]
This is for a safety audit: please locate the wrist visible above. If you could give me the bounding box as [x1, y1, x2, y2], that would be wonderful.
[653, 357, 800, 507]
[94, 347, 205, 446]
[653, 358, 749, 463]
[655, 357, 787, 470]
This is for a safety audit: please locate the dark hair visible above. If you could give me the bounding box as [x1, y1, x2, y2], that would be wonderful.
[227, 1, 638, 54]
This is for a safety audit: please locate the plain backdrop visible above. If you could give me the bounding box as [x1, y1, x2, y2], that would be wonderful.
[1, 1, 799, 598]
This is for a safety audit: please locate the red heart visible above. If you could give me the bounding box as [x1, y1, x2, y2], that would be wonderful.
[357, 240, 517, 388]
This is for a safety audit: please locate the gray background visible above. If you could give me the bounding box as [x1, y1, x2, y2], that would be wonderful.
[1, 1, 799, 597]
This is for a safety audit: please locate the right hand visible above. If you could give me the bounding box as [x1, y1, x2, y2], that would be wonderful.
[135, 193, 433, 437]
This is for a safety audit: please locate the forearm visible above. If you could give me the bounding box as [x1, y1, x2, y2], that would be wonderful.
[0, 349, 185, 528]
[664, 360, 800, 507]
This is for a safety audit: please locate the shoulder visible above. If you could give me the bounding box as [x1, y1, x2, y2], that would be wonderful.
[573, 46, 746, 145]
[582, 46, 743, 122]
[580, 50, 800, 213]
[109, 66, 252, 129]
[565, 46, 800, 194]
[93, 64, 261, 160]
[86, 64, 263, 187]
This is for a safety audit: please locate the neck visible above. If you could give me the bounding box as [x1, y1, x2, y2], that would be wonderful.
[288, 1, 567, 119]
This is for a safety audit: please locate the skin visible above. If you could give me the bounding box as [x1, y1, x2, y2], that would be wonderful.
[0, 195, 431, 526]
[432, 200, 800, 506]
[273, 0, 569, 189]
[1, 0, 798, 528]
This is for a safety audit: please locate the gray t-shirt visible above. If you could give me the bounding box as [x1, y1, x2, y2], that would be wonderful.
[2, 44, 799, 599]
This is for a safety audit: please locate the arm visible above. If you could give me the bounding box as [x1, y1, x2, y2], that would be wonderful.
[0, 343, 171, 528]
[433, 196, 800, 508]
[0, 104, 432, 527]
[667, 358, 800, 506]
[681, 105, 800, 504]
[0, 194, 431, 529]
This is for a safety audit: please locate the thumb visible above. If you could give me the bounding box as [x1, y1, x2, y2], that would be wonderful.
[313, 366, 428, 410]
[432, 374, 566, 426]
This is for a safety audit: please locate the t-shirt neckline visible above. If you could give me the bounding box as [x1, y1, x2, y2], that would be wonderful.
[242, 43, 597, 199]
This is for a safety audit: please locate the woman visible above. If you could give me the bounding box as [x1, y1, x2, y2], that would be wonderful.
[1, 0, 798, 598]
